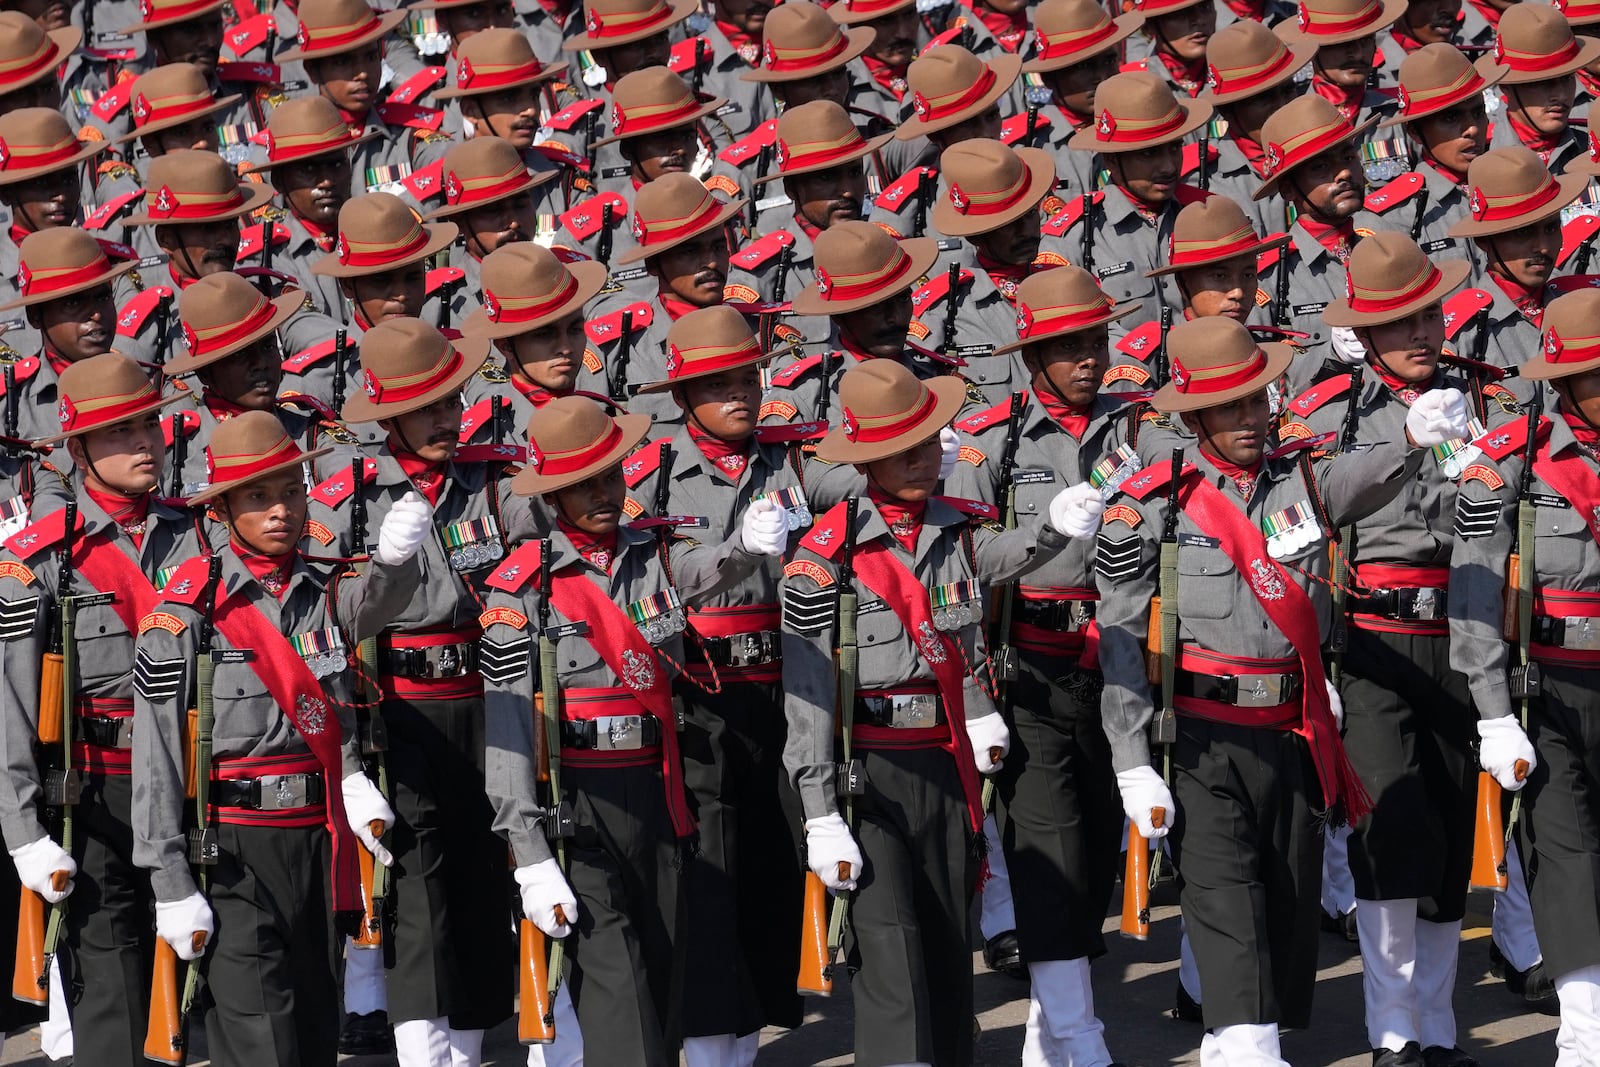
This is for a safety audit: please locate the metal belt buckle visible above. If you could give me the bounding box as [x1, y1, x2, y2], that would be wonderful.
[1233, 674, 1287, 708]
[1561, 616, 1600, 651]
[595, 715, 645, 751]
[258, 774, 310, 810]
[1400, 586, 1444, 622]
[890, 694, 937, 729]
[1071, 601, 1095, 629]
[728, 631, 774, 667]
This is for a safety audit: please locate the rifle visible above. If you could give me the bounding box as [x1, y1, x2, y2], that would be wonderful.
[1024, 102, 1040, 148]
[1079, 193, 1096, 277]
[911, 170, 936, 239]
[152, 297, 172, 384]
[798, 497, 858, 997]
[610, 310, 634, 403]
[748, 144, 773, 233]
[1409, 187, 1430, 243]
[4, 363, 17, 442]
[816, 350, 833, 424]
[1196, 125, 1210, 192]
[982, 393, 1027, 814]
[597, 202, 614, 267]
[169, 419, 188, 500]
[353, 650, 389, 951]
[1124, 449, 1182, 939]
[1328, 367, 1363, 685]
[1152, 305, 1173, 388]
[940, 263, 961, 364]
[1275, 204, 1293, 328]
[332, 329, 348, 418]
[772, 245, 796, 305]
[690, 38, 707, 94]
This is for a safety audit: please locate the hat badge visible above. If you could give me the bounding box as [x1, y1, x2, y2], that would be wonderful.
[458, 57, 475, 88]
[0, 139, 9, 170]
[612, 105, 627, 134]
[182, 322, 198, 353]
[1016, 303, 1033, 336]
[774, 138, 787, 167]
[1493, 35, 1505, 63]
[56, 396, 74, 429]
[1170, 359, 1188, 388]
[337, 231, 351, 263]
[1264, 142, 1283, 173]
[483, 289, 501, 322]
[1546, 329, 1563, 358]
[153, 185, 177, 215]
[15, 263, 29, 295]
[586, 8, 603, 34]
[1205, 64, 1221, 91]
[263, 129, 276, 156]
[665, 343, 682, 375]
[1469, 186, 1485, 220]
[912, 92, 930, 119]
[841, 406, 858, 440]
[949, 182, 968, 213]
[362, 368, 380, 399]
[1096, 109, 1115, 139]
[815, 267, 832, 297]
[297, 22, 310, 48]
[1345, 270, 1355, 300]
[1296, 1, 1309, 30]
[1589, 131, 1600, 164]
[444, 170, 463, 203]
[139, 0, 155, 20]
[527, 438, 544, 471]
[631, 210, 646, 241]
[134, 94, 151, 123]
[1396, 85, 1410, 112]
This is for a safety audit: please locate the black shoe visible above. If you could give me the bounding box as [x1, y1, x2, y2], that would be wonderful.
[1170, 982, 1203, 1023]
[981, 930, 1027, 981]
[338, 1010, 393, 1056]
[1422, 1047, 1480, 1067]
[1372, 1042, 1426, 1067]
[1488, 943, 1560, 1015]
[1321, 908, 1360, 943]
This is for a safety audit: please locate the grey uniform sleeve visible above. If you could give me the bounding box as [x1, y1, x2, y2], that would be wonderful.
[334, 556, 423, 643]
[131, 615, 200, 903]
[1318, 437, 1428, 528]
[480, 592, 554, 869]
[1092, 509, 1161, 772]
[0, 579, 49, 851]
[1447, 465, 1519, 721]
[970, 521, 1070, 584]
[780, 557, 840, 821]
[667, 532, 763, 604]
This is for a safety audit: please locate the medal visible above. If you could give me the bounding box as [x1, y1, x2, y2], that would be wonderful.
[1432, 418, 1485, 481]
[767, 486, 812, 531]
[626, 589, 686, 645]
[291, 628, 347, 679]
[1263, 501, 1319, 560]
[442, 517, 502, 572]
[1090, 445, 1143, 501]
[930, 580, 981, 632]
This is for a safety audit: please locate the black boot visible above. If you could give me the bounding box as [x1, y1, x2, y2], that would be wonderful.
[339, 1010, 394, 1055]
[981, 930, 1027, 982]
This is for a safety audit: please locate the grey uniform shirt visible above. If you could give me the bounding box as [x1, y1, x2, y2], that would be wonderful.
[1443, 278, 1542, 393]
[1489, 117, 1589, 176]
[1261, 212, 1386, 352]
[0, 496, 218, 852]
[163, 394, 360, 499]
[907, 256, 1034, 407]
[575, 292, 683, 431]
[0, 356, 68, 446]
[132, 547, 420, 902]
[1365, 163, 1477, 273]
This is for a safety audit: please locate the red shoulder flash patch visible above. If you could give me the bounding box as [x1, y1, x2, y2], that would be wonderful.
[704, 174, 741, 198]
[161, 410, 200, 448]
[1041, 191, 1102, 236]
[479, 606, 529, 631]
[1287, 373, 1353, 417]
[559, 191, 628, 240]
[1179, 141, 1218, 177]
[1033, 250, 1069, 268]
[377, 101, 444, 131]
[545, 98, 604, 131]
[800, 501, 852, 558]
[731, 230, 795, 269]
[388, 66, 447, 105]
[759, 399, 799, 422]
[722, 282, 761, 304]
[1119, 465, 1180, 500]
[1173, 184, 1212, 206]
[484, 540, 542, 593]
[1103, 504, 1142, 528]
[957, 444, 985, 466]
[1364, 171, 1423, 212]
[622, 439, 668, 487]
[114, 287, 172, 337]
[1460, 463, 1505, 490]
[999, 112, 1050, 145]
[282, 337, 340, 374]
[876, 166, 935, 208]
[4, 505, 76, 559]
[401, 161, 445, 199]
[157, 556, 213, 605]
[584, 302, 652, 344]
[235, 222, 290, 259]
[768, 352, 823, 387]
[1115, 320, 1161, 360]
[1474, 418, 1537, 461]
[1278, 420, 1313, 441]
[1443, 288, 1493, 338]
[720, 119, 777, 165]
[622, 496, 644, 518]
[0, 356, 40, 392]
[955, 396, 1013, 434]
[907, 319, 931, 340]
[304, 518, 335, 546]
[222, 13, 274, 56]
[138, 611, 187, 636]
[667, 36, 710, 72]
[1559, 213, 1600, 267]
[1119, 58, 1149, 73]
[0, 560, 36, 585]
[581, 347, 603, 373]
[311, 458, 378, 505]
[85, 190, 144, 231]
[911, 269, 971, 317]
[783, 558, 834, 586]
[1103, 363, 1152, 386]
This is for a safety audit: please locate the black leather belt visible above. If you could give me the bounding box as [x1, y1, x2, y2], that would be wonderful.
[1348, 586, 1447, 621]
[383, 643, 480, 678]
[695, 629, 780, 668]
[77, 715, 133, 749]
[855, 693, 944, 728]
[1015, 599, 1095, 631]
[1176, 670, 1302, 707]
[213, 773, 325, 811]
[562, 714, 663, 751]
[1533, 615, 1600, 651]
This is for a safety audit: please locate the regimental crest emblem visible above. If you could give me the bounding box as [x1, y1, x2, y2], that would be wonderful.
[621, 647, 656, 691]
[915, 621, 948, 663]
[296, 693, 328, 735]
[1249, 557, 1286, 601]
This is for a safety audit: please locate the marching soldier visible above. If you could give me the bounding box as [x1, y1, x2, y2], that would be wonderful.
[945, 265, 1144, 1066]
[0, 12, 85, 128]
[661, 0, 772, 141]
[834, 0, 922, 129]
[556, 0, 688, 115]
[131, 410, 431, 1066]
[0, 354, 216, 1067]
[1485, 5, 1598, 175]
[1276, 0, 1407, 171]
[479, 393, 785, 1065]
[1371, 0, 1462, 92]
[736, 0, 869, 117]
[780, 358, 1087, 1067]
[1122, 0, 1213, 97]
[457, 242, 610, 449]
[1448, 288, 1600, 1067]
[1282, 233, 1518, 1067]
[1094, 315, 1471, 1067]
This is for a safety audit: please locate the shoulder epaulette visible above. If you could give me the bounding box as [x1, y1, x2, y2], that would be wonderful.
[955, 394, 1020, 435]
[667, 36, 711, 73]
[550, 245, 592, 264]
[544, 98, 603, 132]
[282, 337, 343, 374]
[90, 80, 135, 121]
[1173, 184, 1212, 206]
[936, 495, 999, 520]
[401, 160, 445, 199]
[1119, 58, 1149, 73]
[310, 458, 379, 506]
[155, 556, 213, 606]
[768, 351, 824, 387]
[85, 189, 144, 230]
[115, 287, 173, 337]
[0, 356, 40, 393]
[530, 141, 588, 170]
[1546, 273, 1600, 295]
[559, 191, 627, 240]
[1256, 242, 1285, 273]
[876, 166, 936, 210]
[1179, 141, 1218, 179]
[1285, 373, 1354, 418]
[1364, 171, 1424, 213]
[161, 409, 200, 447]
[455, 443, 525, 464]
[730, 229, 795, 270]
[1442, 287, 1493, 339]
[926, 23, 966, 48]
[1267, 431, 1336, 459]
[1438, 352, 1506, 380]
[484, 539, 541, 593]
[1115, 320, 1161, 361]
[388, 66, 447, 105]
[425, 266, 464, 296]
[376, 100, 444, 132]
[3, 504, 82, 559]
[235, 222, 290, 259]
[753, 420, 827, 443]
[458, 397, 499, 439]
[910, 268, 971, 317]
[585, 301, 653, 343]
[223, 13, 275, 56]
[1041, 191, 1104, 235]
[1119, 463, 1191, 501]
[799, 500, 851, 559]
[1559, 214, 1600, 267]
[622, 438, 669, 487]
[1475, 417, 1546, 461]
[276, 392, 341, 424]
[720, 119, 777, 165]
[216, 61, 282, 84]
[999, 111, 1051, 146]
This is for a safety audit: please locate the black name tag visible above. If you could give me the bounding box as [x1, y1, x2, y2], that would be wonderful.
[1096, 261, 1134, 279]
[956, 343, 995, 358]
[1420, 238, 1454, 254]
[544, 622, 592, 640]
[1178, 533, 1220, 549]
[936, 238, 962, 251]
[211, 649, 254, 663]
[857, 599, 889, 616]
[71, 592, 115, 608]
[715, 102, 742, 117]
[1013, 469, 1056, 485]
[599, 165, 630, 179]
[1292, 302, 1329, 316]
[1531, 493, 1572, 509]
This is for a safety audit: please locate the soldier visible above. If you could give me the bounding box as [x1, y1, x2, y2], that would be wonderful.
[1485, 5, 1599, 176]
[1122, 0, 1213, 97]
[1094, 316, 1470, 1067]
[159, 272, 358, 498]
[0, 230, 137, 445]
[1372, 0, 1464, 91]
[1366, 43, 1507, 274]
[307, 319, 533, 1067]
[736, 0, 870, 118]
[1446, 147, 1589, 382]
[909, 139, 1063, 406]
[0, 354, 214, 1067]
[411, 0, 580, 79]
[457, 242, 609, 448]
[1217, 0, 1297, 30]
[1448, 288, 1600, 1067]
[1195, 20, 1314, 238]
[1015, 0, 1144, 199]
[1282, 233, 1519, 1067]
[1047, 72, 1213, 338]
[479, 393, 784, 1065]
[578, 172, 744, 427]
[279, 0, 454, 197]
[945, 265, 1144, 1066]
[780, 359, 1087, 1067]
[559, 0, 690, 101]
[131, 411, 430, 1066]
[0, 12, 83, 127]
[661, 0, 772, 141]
[833, 0, 921, 129]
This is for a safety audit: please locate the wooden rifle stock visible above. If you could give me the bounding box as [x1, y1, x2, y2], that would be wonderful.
[36, 653, 62, 745]
[11, 885, 47, 1006]
[796, 868, 842, 996]
[1120, 808, 1163, 940]
[143, 931, 206, 1065]
[354, 820, 385, 948]
[517, 912, 560, 1044]
[1470, 760, 1528, 891]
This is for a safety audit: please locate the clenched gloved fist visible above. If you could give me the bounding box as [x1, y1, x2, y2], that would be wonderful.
[516, 859, 580, 938]
[804, 812, 863, 892]
[9, 837, 74, 903]
[1117, 765, 1175, 841]
[155, 892, 213, 961]
[1049, 482, 1105, 539]
[938, 427, 961, 481]
[341, 772, 396, 867]
[740, 497, 787, 557]
[1405, 388, 1469, 448]
[374, 491, 432, 566]
[1330, 327, 1366, 366]
[967, 712, 1010, 774]
[1477, 716, 1536, 792]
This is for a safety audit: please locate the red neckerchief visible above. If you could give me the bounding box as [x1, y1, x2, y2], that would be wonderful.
[715, 17, 759, 64]
[557, 516, 618, 574]
[86, 484, 150, 547]
[232, 538, 295, 598]
[976, 251, 1030, 303]
[297, 211, 336, 253]
[1562, 410, 1600, 448]
[335, 104, 370, 129]
[167, 264, 202, 291]
[1036, 386, 1090, 439]
[535, 0, 569, 21]
[1200, 446, 1263, 500]
[1506, 111, 1563, 165]
[1119, 184, 1165, 227]
[1425, 157, 1467, 187]
[1058, 100, 1092, 129]
[1311, 74, 1364, 123]
[1153, 48, 1205, 97]
[659, 293, 700, 321]
[1298, 214, 1358, 263]
[509, 376, 559, 407]
[1370, 360, 1433, 405]
[393, 448, 447, 506]
[1388, 23, 1425, 57]
[1229, 129, 1269, 175]
[1223, 0, 1263, 17]
[970, 1, 1027, 52]
[203, 391, 253, 421]
[1490, 271, 1545, 327]
[8, 222, 32, 247]
[860, 53, 909, 100]
[837, 332, 879, 362]
[793, 211, 823, 243]
[1466, 0, 1502, 27]
[868, 485, 925, 552]
[687, 421, 752, 478]
[43, 349, 72, 377]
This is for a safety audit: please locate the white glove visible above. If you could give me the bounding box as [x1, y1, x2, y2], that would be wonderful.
[373, 491, 433, 566]
[1477, 716, 1537, 792]
[0, 502, 29, 544]
[1117, 765, 1175, 841]
[739, 496, 786, 557]
[966, 712, 1010, 774]
[341, 772, 396, 867]
[1326, 678, 1344, 732]
[938, 426, 961, 481]
[1049, 482, 1105, 539]
[1330, 326, 1366, 365]
[515, 858, 580, 938]
[1405, 387, 1470, 448]
[9, 837, 74, 903]
[804, 812, 863, 891]
[155, 891, 213, 961]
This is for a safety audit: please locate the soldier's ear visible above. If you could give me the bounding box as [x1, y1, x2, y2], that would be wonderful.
[670, 385, 690, 415]
[1178, 410, 1203, 437]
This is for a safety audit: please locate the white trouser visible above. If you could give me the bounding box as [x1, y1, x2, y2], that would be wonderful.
[978, 812, 1016, 941]
[525, 990, 584, 1067]
[1414, 917, 1462, 1051]
[395, 1017, 486, 1067]
[1357, 898, 1419, 1052]
[683, 1032, 759, 1067]
[1021, 997, 1062, 1067]
[1321, 823, 1356, 918]
[344, 939, 387, 1015]
[1198, 1023, 1288, 1067]
[1027, 958, 1111, 1067]
[40, 956, 71, 1061]
[1555, 965, 1600, 1067]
